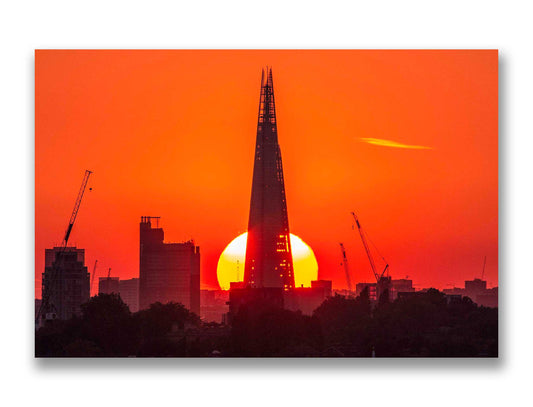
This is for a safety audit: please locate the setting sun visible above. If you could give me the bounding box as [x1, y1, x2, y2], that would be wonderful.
[217, 232, 318, 290]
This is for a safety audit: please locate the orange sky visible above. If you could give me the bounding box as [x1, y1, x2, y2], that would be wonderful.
[35, 50, 498, 297]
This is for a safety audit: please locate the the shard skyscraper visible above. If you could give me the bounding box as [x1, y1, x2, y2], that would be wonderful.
[243, 68, 295, 291]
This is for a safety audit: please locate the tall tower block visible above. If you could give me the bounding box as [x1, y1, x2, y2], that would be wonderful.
[243, 68, 295, 290]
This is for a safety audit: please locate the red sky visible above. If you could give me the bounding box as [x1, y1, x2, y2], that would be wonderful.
[35, 50, 498, 297]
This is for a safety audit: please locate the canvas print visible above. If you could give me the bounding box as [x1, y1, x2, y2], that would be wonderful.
[35, 50, 498, 357]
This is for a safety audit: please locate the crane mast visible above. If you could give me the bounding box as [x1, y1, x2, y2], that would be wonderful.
[339, 243, 353, 292]
[36, 170, 93, 325]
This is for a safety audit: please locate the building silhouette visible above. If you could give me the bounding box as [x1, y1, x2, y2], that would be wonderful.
[200, 289, 230, 323]
[98, 276, 119, 295]
[243, 68, 295, 290]
[354, 278, 415, 302]
[356, 282, 377, 300]
[227, 69, 333, 320]
[390, 278, 415, 300]
[119, 278, 140, 312]
[139, 216, 200, 314]
[443, 278, 498, 308]
[97, 275, 140, 313]
[285, 280, 333, 315]
[476, 287, 498, 308]
[465, 278, 487, 299]
[229, 69, 295, 318]
[35, 299, 42, 321]
[41, 247, 90, 320]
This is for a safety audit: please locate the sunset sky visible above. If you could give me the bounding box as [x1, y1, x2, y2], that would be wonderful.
[35, 50, 498, 297]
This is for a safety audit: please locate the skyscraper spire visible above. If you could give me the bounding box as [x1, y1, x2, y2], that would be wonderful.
[243, 68, 295, 290]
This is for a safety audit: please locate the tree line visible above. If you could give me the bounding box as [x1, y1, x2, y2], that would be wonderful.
[35, 289, 497, 357]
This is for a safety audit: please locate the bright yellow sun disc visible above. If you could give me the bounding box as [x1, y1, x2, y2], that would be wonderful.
[216, 232, 318, 290]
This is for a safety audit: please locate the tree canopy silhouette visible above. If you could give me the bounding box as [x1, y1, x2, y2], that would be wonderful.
[36, 289, 497, 357]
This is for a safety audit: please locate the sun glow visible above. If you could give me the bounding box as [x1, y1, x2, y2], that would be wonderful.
[217, 232, 318, 290]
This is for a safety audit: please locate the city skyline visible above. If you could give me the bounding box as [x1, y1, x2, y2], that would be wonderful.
[35, 50, 498, 297]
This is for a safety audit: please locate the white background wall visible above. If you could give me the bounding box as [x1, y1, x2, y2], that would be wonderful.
[1, 1, 528, 406]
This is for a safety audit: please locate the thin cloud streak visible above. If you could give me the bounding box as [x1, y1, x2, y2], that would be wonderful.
[360, 137, 433, 150]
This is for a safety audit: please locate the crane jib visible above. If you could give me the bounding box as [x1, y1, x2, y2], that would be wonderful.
[64, 223, 74, 245]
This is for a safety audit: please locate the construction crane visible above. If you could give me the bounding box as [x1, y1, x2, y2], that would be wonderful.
[481, 256, 487, 280]
[339, 243, 353, 292]
[90, 259, 98, 295]
[351, 212, 389, 283]
[107, 267, 112, 279]
[36, 170, 93, 325]
[62, 170, 93, 246]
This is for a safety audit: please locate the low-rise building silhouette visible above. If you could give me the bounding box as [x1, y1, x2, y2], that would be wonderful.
[200, 289, 229, 323]
[285, 280, 333, 315]
[443, 279, 498, 308]
[119, 278, 140, 312]
[356, 282, 377, 300]
[98, 276, 119, 295]
[390, 279, 415, 300]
